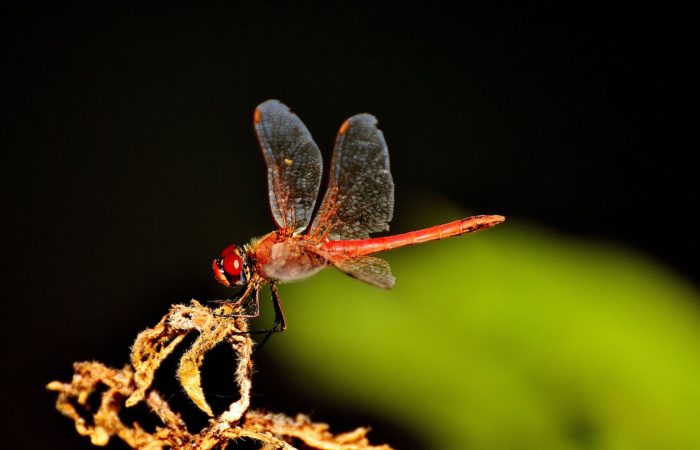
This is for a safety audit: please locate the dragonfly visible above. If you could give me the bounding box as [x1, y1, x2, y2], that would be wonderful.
[212, 100, 504, 333]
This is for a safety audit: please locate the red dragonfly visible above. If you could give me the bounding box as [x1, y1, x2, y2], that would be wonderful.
[213, 100, 504, 332]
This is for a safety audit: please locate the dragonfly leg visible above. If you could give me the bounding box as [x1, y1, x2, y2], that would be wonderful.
[270, 281, 287, 332]
[214, 282, 286, 344]
[231, 282, 287, 332]
[210, 284, 260, 318]
[252, 282, 286, 350]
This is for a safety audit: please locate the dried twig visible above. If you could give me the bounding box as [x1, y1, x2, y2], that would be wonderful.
[48, 300, 392, 450]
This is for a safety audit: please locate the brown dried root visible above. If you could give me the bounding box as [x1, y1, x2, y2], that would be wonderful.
[48, 300, 392, 450]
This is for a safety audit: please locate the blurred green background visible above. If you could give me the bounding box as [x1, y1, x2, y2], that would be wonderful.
[259, 202, 700, 449]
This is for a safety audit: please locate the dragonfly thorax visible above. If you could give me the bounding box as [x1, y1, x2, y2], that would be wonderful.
[252, 233, 328, 283]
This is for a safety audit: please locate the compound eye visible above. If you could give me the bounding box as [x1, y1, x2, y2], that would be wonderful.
[220, 244, 237, 258]
[222, 253, 243, 277]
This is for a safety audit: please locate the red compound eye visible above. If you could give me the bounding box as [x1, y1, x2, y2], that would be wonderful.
[222, 253, 243, 277]
[220, 245, 237, 258]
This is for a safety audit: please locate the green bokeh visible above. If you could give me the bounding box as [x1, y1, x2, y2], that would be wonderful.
[266, 208, 700, 450]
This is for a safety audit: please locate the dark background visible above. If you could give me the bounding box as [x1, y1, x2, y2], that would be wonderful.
[2, 2, 695, 449]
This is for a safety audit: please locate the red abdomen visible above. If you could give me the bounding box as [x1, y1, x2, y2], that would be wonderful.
[322, 215, 505, 257]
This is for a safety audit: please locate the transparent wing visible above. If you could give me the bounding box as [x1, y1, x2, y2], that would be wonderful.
[254, 100, 323, 234]
[330, 255, 395, 289]
[309, 114, 394, 240]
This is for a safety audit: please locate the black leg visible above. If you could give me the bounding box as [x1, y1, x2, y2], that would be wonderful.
[240, 282, 288, 353]
[212, 282, 287, 345]
[240, 283, 286, 332]
[231, 282, 287, 334]
[269, 281, 287, 332]
[210, 284, 260, 318]
[254, 283, 285, 349]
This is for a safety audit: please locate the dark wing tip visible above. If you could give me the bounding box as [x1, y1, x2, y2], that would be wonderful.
[347, 113, 379, 127]
[337, 114, 382, 142]
[257, 99, 285, 109]
[255, 99, 290, 119]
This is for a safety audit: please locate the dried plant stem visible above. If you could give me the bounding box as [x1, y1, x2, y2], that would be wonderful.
[48, 300, 392, 450]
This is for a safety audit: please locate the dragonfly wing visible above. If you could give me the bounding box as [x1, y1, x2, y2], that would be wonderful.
[310, 114, 394, 240]
[255, 100, 323, 234]
[330, 255, 396, 289]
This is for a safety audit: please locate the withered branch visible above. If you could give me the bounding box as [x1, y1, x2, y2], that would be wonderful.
[48, 300, 392, 449]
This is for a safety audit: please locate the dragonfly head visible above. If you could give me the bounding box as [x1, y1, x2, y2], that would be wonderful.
[212, 244, 251, 287]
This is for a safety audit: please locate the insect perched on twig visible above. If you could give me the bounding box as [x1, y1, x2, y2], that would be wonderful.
[212, 100, 504, 333]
